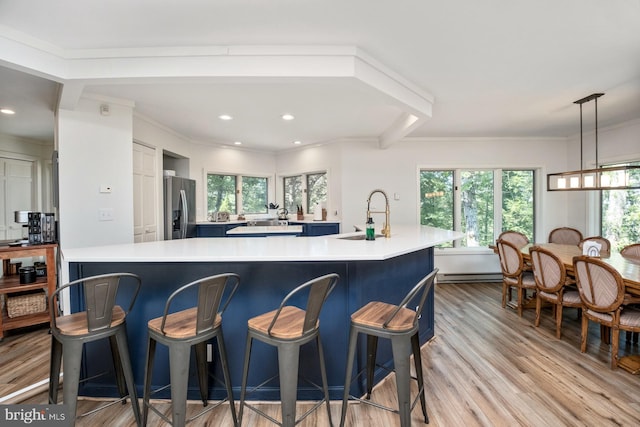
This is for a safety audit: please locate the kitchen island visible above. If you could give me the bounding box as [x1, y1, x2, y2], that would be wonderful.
[61, 225, 460, 401]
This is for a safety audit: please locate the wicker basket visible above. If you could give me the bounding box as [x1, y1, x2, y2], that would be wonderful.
[6, 290, 47, 318]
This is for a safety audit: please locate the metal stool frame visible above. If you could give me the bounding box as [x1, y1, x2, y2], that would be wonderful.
[238, 273, 339, 427]
[49, 272, 142, 426]
[340, 268, 438, 427]
[142, 273, 240, 427]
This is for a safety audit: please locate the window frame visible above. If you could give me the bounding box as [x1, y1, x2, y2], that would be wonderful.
[419, 167, 536, 248]
[281, 170, 328, 215]
[206, 172, 272, 215]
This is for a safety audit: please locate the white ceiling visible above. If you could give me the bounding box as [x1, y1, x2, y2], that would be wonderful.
[1, 0, 639, 150]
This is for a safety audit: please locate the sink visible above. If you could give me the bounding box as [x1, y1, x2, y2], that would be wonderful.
[338, 234, 384, 240]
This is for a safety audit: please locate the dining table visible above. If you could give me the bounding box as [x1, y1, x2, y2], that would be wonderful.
[520, 243, 640, 296]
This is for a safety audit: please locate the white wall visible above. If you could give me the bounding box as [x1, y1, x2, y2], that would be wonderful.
[133, 114, 277, 231]
[276, 143, 343, 225]
[57, 97, 134, 249]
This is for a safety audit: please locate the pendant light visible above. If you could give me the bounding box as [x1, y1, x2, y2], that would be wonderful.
[547, 93, 640, 191]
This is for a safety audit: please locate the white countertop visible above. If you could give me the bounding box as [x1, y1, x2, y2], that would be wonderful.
[226, 225, 303, 235]
[61, 225, 462, 263]
[196, 220, 340, 225]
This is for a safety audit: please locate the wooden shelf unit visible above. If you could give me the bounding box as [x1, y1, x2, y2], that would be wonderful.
[0, 243, 57, 340]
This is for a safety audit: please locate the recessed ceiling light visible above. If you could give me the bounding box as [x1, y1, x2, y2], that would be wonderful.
[293, 140, 302, 145]
[218, 114, 233, 121]
[282, 114, 295, 121]
[234, 141, 242, 145]
[1, 108, 16, 115]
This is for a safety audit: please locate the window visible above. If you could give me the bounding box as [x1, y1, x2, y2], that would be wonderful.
[420, 168, 535, 247]
[207, 174, 236, 214]
[307, 173, 327, 214]
[283, 171, 327, 214]
[242, 176, 268, 214]
[283, 175, 302, 213]
[207, 174, 268, 215]
[601, 161, 640, 251]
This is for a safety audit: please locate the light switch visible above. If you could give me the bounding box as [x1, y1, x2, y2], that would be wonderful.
[98, 208, 114, 221]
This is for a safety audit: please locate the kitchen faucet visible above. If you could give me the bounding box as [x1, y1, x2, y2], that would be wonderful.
[366, 189, 391, 238]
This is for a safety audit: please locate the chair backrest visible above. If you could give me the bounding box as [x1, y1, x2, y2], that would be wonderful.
[267, 273, 339, 336]
[579, 236, 611, 255]
[573, 255, 625, 313]
[161, 273, 240, 335]
[498, 230, 529, 249]
[621, 243, 640, 260]
[496, 239, 524, 278]
[383, 268, 438, 330]
[548, 227, 583, 245]
[50, 273, 141, 333]
[529, 246, 565, 293]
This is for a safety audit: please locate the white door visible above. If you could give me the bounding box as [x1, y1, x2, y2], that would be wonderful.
[0, 158, 35, 240]
[133, 143, 157, 242]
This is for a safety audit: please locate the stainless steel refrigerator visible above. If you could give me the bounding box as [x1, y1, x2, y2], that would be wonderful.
[163, 176, 196, 239]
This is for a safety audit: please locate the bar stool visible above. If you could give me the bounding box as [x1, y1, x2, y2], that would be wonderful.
[48, 272, 142, 426]
[238, 273, 339, 427]
[142, 273, 240, 427]
[340, 268, 438, 427]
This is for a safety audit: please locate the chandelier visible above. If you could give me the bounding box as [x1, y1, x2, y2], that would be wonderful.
[547, 93, 640, 191]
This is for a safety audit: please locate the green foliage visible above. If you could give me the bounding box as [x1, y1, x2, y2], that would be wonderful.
[601, 162, 640, 251]
[420, 169, 534, 248]
[283, 172, 327, 214]
[460, 170, 494, 247]
[307, 173, 327, 213]
[283, 176, 303, 213]
[242, 176, 268, 214]
[420, 170, 454, 247]
[207, 174, 236, 213]
[502, 170, 534, 242]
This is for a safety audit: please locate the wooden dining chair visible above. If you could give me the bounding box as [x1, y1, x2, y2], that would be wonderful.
[573, 256, 640, 369]
[497, 230, 529, 249]
[498, 230, 532, 271]
[548, 227, 583, 246]
[621, 243, 640, 260]
[496, 239, 537, 317]
[529, 246, 582, 338]
[579, 236, 611, 257]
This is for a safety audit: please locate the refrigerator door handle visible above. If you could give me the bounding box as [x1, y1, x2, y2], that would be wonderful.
[180, 189, 188, 239]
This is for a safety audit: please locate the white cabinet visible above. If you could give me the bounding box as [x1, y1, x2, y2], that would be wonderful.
[133, 143, 157, 243]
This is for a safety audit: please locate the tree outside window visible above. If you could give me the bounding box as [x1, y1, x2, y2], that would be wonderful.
[307, 173, 327, 213]
[207, 174, 236, 214]
[420, 168, 535, 247]
[242, 176, 268, 214]
[601, 161, 640, 251]
[207, 174, 269, 215]
[283, 175, 303, 213]
[283, 172, 327, 214]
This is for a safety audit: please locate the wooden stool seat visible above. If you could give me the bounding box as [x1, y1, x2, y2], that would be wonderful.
[247, 305, 317, 339]
[351, 301, 415, 331]
[56, 306, 125, 336]
[148, 307, 222, 339]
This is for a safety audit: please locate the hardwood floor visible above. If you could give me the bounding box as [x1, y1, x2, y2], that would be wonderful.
[2, 282, 640, 426]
